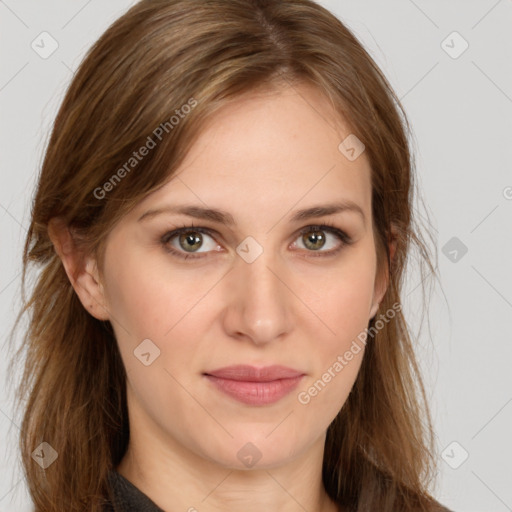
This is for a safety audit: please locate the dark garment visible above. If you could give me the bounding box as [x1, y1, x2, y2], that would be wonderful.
[105, 470, 164, 511]
[104, 469, 453, 512]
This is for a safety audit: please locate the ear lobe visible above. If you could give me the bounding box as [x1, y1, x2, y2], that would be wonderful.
[369, 301, 380, 320]
[48, 217, 110, 321]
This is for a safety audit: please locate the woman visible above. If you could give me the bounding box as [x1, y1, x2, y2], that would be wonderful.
[9, 0, 451, 510]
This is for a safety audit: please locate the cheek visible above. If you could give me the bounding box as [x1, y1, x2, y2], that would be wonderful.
[295, 267, 374, 420]
[306, 245, 377, 338]
[296, 244, 376, 403]
[102, 238, 200, 335]
[101, 243, 229, 384]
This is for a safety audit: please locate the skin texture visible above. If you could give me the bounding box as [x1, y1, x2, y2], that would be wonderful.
[50, 82, 395, 512]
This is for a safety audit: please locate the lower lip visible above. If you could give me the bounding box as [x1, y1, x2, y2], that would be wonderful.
[204, 374, 304, 406]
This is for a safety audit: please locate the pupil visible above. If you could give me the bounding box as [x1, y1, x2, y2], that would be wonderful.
[180, 232, 202, 252]
[304, 230, 325, 250]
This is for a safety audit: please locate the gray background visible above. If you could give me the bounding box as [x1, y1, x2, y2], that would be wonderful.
[1, 1, 511, 511]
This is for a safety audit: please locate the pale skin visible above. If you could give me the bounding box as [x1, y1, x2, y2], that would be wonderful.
[50, 82, 396, 512]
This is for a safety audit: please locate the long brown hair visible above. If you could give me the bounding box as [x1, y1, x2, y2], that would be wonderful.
[7, 0, 447, 510]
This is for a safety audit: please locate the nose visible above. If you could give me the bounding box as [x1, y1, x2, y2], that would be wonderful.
[221, 246, 294, 346]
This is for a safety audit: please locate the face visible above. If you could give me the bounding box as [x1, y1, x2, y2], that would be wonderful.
[80, 82, 387, 470]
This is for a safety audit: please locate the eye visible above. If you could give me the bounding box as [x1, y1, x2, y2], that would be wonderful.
[292, 223, 352, 257]
[160, 221, 352, 261]
[161, 224, 221, 260]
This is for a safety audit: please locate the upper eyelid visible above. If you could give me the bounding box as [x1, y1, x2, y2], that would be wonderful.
[164, 223, 345, 237]
[162, 223, 350, 249]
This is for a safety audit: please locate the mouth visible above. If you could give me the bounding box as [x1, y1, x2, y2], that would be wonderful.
[202, 365, 305, 406]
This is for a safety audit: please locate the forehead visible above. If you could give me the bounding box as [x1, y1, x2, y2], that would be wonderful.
[132, 82, 372, 222]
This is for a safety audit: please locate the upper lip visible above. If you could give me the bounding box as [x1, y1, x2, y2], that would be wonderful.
[204, 365, 305, 382]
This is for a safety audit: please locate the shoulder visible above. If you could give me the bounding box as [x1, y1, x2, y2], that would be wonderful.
[104, 469, 165, 511]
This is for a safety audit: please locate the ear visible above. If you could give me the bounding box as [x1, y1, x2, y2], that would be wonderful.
[48, 217, 110, 321]
[369, 225, 398, 320]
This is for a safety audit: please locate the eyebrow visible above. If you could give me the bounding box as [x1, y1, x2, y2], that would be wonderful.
[137, 200, 366, 226]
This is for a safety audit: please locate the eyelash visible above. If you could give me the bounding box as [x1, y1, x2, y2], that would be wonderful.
[160, 221, 353, 261]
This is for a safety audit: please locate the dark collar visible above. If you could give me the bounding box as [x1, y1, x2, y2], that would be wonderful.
[105, 470, 453, 512]
[107, 470, 165, 511]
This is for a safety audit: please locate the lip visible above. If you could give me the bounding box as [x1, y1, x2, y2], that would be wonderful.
[203, 365, 305, 406]
[205, 364, 304, 381]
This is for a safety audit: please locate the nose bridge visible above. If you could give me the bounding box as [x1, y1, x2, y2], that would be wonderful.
[240, 250, 281, 301]
[226, 237, 292, 342]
